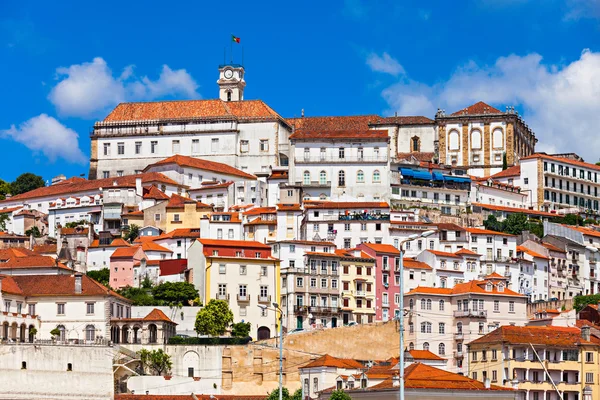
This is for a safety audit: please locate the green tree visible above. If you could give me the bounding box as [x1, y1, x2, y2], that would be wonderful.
[152, 282, 199, 305]
[139, 349, 173, 376]
[329, 390, 352, 400]
[11, 173, 45, 195]
[527, 221, 544, 238]
[0, 213, 9, 231]
[267, 387, 290, 400]
[64, 220, 88, 228]
[502, 152, 508, 170]
[291, 389, 302, 400]
[483, 215, 503, 232]
[574, 294, 600, 312]
[25, 226, 41, 238]
[501, 213, 529, 235]
[195, 299, 233, 336]
[87, 268, 110, 288]
[0, 179, 12, 200]
[124, 224, 140, 242]
[231, 321, 251, 338]
[117, 286, 157, 306]
[141, 275, 153, 289]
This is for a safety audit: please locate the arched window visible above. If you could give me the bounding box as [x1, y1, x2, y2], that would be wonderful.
[57, 325, 66, 341]
[439, 300, 445, 311]
[412, 137, 420, 152]
[420, 299, 426, 310]
[303, 171, 310, 185]
[373, 170, 381, 183]
[85, 325, 95, 341]
[498, 283, 505, 292]
[423, 342, 429, 351]
[409, 299, 414, 310]
[457, 322, 463, 334]
[338, 171, 345, 187]
[226, 91, 232, 102]
[319, 171, 327, 185]
[409, 342, 415, 351]
[493, 129, 504, 149]
[471, 129, 482, 149]
[319, 193, 327, 201]
[426, 299, 432, 310]
[448, 130, 460, 151]
[357, 170, 364, 183]
[438, 343, 446, 355]
[439, 323, 445, 334]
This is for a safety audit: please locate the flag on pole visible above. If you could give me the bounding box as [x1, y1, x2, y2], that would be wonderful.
[232, 35, 241, 43]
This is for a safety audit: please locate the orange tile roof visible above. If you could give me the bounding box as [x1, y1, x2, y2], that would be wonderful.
[122, 210, 144, 217]
[89, 238, 131, 248]
[465, 227, 516, 236]
[396, 152, 435, 162]
[244, 217, 277, 226]
[60, 227, 89, 235]
[490, 165, 521, 179]
[403, 258, 432, 270]
[0, 275, 24, 295]
[473, 203, 557, 218]
[304, 201, 389, 209]
[268, 170, 288, 180]
[243, 207, 277, 216]
[289, 130, 389, 141]
[143, 308, 175, 323]
[277, 240, 335, 246]
[110, 246, 143, 259]
[32, 244, 57, 254]
[542, 242, 566, 253]
[276, 203, 302, 211]
[0, 206, 23, 214]
[198, 239, 271, 249]
[104, 99, 283, 122]
[408, 349, 444, 361]
[517, 245, 549, 260]
[146, 154, 257, 180]
[143, 185, 170, 200]
[335, 249, 375, 260]
[407, 279, 522, 297]
[567, 225, 600, 239]
[372, 116, 434, 126]
[161, 228, 201, 239]
[450, 101, 503, 116]
[287, 115, 381, 131]
[469, 326, 598, 347]
[427, 250, 462, 259]
[115, 395, 266, 400]
[301, 354, 364, 369]
[166, 193, 211, 209]
[455, 248, 481, 256]
[305, 251, 342, 258]
[0, 255, 70, 270]
[521, 152, 600, 172]
[141, 241, 172, 253]
[1, 173, 178, 203]
[0, 248, 36, 259]
[360, 243, 400, 254]
[484, 272, 505, 279]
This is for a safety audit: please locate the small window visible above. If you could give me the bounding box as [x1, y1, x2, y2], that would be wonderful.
[67, 363, 73, 371]
[21, 361, 26, 370]
[259, 140, 269, 151]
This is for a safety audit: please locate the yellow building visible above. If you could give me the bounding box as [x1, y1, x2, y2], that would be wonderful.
[468, 325, 600, 400]
[143, 193, 212, 232]
[337, 248, 377, 325]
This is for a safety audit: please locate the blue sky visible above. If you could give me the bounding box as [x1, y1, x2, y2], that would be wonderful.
[1, 0, 599, 182]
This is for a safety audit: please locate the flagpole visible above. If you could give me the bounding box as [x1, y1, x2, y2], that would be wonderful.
[230, 34, 233, 64]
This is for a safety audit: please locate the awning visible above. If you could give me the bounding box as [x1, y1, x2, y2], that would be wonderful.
[443, 175, 471, 183]
[400, 168, 432, 180]
[432, 171, 445, 181]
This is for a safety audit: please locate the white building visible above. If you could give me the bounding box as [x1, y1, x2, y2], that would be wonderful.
[47, 195, 103, 237]
[470, 177, 528, 209]
[288, 130, 391, 202]
[87, 237, 132, 271]
[516, 245, 550, 301]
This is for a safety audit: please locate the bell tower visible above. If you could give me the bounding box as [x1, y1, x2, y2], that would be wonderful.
[218, 64, 246, 102]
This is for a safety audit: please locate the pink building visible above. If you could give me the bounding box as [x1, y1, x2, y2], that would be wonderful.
[110, 246, 147, 289]
[358, 243, 401, 322]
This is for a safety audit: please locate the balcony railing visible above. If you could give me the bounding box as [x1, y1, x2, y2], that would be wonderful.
[257, 295, 271, 304]
[295, 181, 332, 188]
[296, 156, 388, 164]
[355, 290, 366, 297]
[454, 350, 464, 358]
[216, 293, 230, 301]
[454, 332, 464, 340]
[454, 309, 487, 318]
[237, 294, 250, 302]
[308, 306, 341, 314]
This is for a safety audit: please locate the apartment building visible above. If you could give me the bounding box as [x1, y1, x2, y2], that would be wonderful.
[516, 245, 549, 301]
[288, 129, 391, 202]
[302, 201, 390, 250]
[242, 207, 277, 243]
[337, 248, 377, 325]
[520, 240, 570, 300]
[520, 153, 600, 215]
[404, 275, 527, 375]
[468, 325, 600, 400]
[187, 239, 279, 340]
[388, 222, 440, 258]
[415, 249, 481, 288]
[471, 177, 528, 209]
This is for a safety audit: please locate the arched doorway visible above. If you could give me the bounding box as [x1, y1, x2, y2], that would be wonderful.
[121, 325, 130, 344]
[19, 324, 26, 342]
[148, 324, 157, 343]
[257, 326, 271, 340]
[133, 326, 141, 344]
[279, 153, 289, 167]
[28, 325, 35, 343]
[10, 323, 18, 340]
[2, 322, 8, 339]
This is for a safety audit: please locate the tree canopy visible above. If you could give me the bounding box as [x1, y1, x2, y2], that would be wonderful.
[267, 387, 290, 400]
[231, 321, 251, 338]
[11, 173, 45, 195]
[574, 294, 600, 312]
[329, 390, 352, 400]
[87, 268, 110, 288]
[195, 299, 233, 336]
[139, 349, 172, 376]
[152, 282, 199, 305]
[124, 224, 140, 242]
[0, 179, 12, 200]
[483, 213, 544, 238]
[117, 286, 156, 306]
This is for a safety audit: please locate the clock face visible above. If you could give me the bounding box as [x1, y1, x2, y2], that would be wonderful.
[224, 69, 234, 79]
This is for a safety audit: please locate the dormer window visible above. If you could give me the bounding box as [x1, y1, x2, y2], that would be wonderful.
[486, 283, 493, 292]
[498, 283, 505, 292]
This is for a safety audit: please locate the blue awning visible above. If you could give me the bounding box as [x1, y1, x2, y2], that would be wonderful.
[432, 171, 445, 181]
[400, 168, 415, 178]
[443, 175, 471, 183]
[400, 168, 432, 180]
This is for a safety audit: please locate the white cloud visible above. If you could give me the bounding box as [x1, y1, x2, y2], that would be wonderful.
[1, 114, 87, 164]
[375, 49, 600, 162]
[366, 52, 405, 76]
[48, 57, 199, 118]
[564, 0, 600, 20]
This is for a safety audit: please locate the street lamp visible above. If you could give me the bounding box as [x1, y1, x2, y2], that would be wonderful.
[258, 302, 284, 400]
[398, 229, 436, 400]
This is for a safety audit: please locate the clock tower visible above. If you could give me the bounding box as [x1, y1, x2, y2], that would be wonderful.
[218, 64, 246, 102]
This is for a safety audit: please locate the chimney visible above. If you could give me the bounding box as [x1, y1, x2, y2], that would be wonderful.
[484, 378, 491, 389]
[135, 177, 143, 197]
[75, 272, 82, 294]
[582, 326, 591, 342]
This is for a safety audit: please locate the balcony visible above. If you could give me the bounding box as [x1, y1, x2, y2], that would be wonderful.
[295, 156, 388, 164]
[308, 306, 341, 314]
[454, 350, 464, 358]
[454, 332, 464, 340]
[453, 309, 487, 318]
[257, 295, 271, 304]
[295, 180, 332, 188]
[294, 305, 308, 313]
[216, 293, 230, 302]
[355, 290, 366, 297]
[237, 294, 250, 303]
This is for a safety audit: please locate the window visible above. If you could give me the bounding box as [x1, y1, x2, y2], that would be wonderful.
[151, 141, 158, 154]
[586, 352, 594, 363]
[240, 140, 249, 152]
[303, 171, 310, 185]
[103, 143, 111, 156]
[423, 342, 429, 351]
[218, 264, 225, 274]
[439, 300, 445, 311]
[259, 140, 269, 151]
[338, 171, 345, 186]
[238, 284, 247, 299]
[260, 266, 268, 276]
[211, 138, 219, 152]
[373, 170, 380, 183]
[357, 170, 364, 183]
[438, 343, 445, 355]
[338, 147, 345, 159]
[494, 300, 499, 312]
[86, 303, 95, 315]
[509, 301, 515, 312]
[586, 372, 594, 383]
[439, 323, 445, 334]
[57, 303, 65, 315]
[420, 322, 432, 333]
[319, 171, 327, 185]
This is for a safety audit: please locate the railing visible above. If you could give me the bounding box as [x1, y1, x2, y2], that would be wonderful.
[217, 293, 230, 301]
[308, 306, 341, 314]
[258, 295, 271, 303]
[294, 181, 332, 188]
[296, 156, 388, 164]
[237, 294, 250, 302]
[294, 305, 308, 313]
[10, 338, 113, 347]
[355, 290, 366, 297]
[454, 332, 464, 340]
[454, 309, 487, 318]
[454, 350, 464, 358]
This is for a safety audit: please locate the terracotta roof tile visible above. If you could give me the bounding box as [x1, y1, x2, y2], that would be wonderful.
[166, 193, 211, 209]
[360, 243, 400, 254]
[159, 259, 188, 276]
[111, 246, 143, 259]
[301, 354, 364, 369]
[286, 115, 381, 131]
[0, 248, 36, 259]
[490, 165, 521, 179]
[567, 225, 600, 239]
[455, 248, 481, 256]
[408, 349, 444, 360]
[276, 203, 302, 211]
[143, 308, 175, 323]
[305, 252, 342, 258]
[396, 152, 435, 162]
[469, 326, 597, 347]
[8, 274, 129, 301]
[407, 279, 522, 297]
[141, 242, 172, 253]
[244, 217, 277, 226]
[60, 227, 89, 235]
[0, 206, 23, 214]
[542, 242, 566, 253]
[243, 207, 277, 216]
[465, 227, 516, 236]
[427, 250, 462, 258]
[143, 185, 170, 200]
[403, 258, 432, 270]
[521, 153, 600, 172]
[0, 255, 70, 270]
[372, 116, 434, 126]
[473, 203, 557, 218]
[90, 238, 131, 248]
[198, 239, 271, 249]
[450, 101, 503, 116]
[32, 244, 57, 254]
[146, 154, 256, 180]
[289, 130, 389, 141]
[517, 245, 549, 260]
